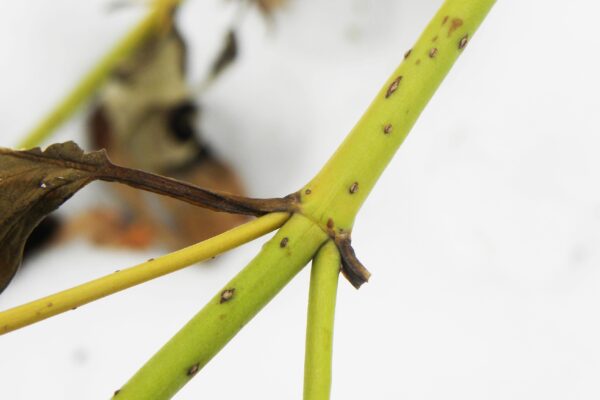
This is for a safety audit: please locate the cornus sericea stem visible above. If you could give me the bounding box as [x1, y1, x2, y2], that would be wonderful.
[117, 0, 496, 398]
[115, 214, 329, 399]
[0, 212, 289, 335]
[304, 241, 340, 400]
[17, 0, 181, 149]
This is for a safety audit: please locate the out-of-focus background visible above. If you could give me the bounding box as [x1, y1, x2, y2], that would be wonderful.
[2, 0, 600, 399]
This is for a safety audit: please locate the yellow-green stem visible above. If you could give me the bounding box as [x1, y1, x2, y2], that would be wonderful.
[115, 214, 329, 399]
[304, 241, 340, 400]
[17, 0, 181, 149]
[0, 212, 289, 335]
[301, 0, 496, 232]
[114, 0, 496, 397]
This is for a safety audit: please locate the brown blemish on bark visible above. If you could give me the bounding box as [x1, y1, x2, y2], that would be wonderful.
[113, 389, 121, 397]
[432, 35, 438, 42]
[327, 218, 334, 229]
[280, 237, 289, 248]
[385, 76, 402, 98]
[442, 15, 449, 25]
[459, 34, 469, 50]
[429, 48, 438, 58]
[304, 188, 312, 195]
[220, 288, 235, 304]
[47, 302, 53, 308]
[448, 18, 463, 37]
[415, 59, 421, 65]
[383, 124, 393, 134]
[147, 258, 155, 262]
[349, 182, 359, 194]
[404, 49, 412, 59]
[187, 363, 200, 377]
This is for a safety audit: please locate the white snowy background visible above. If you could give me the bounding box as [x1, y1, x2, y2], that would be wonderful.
[1, 0, 600, 399]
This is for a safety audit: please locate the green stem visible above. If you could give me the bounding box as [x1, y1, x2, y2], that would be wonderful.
[17, 0, 180, 149]
[300, 0, 496, 232]
[117, 0, 496, 397]
[0, 212, 289, 335]
[303, 241, 340, 400]
[115, 214, 329, 399]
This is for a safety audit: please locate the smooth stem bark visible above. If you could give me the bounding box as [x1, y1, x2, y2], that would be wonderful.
[304, 241, 340, 400]
[115, 214, 329, 399]
[0, 212, 289, 335]
[301, 0, 496, 232]
[116, 0, 496, 398]
[17, 0, 181, 149]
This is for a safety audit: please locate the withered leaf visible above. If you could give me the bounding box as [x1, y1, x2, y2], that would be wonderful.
[0, 141, 295, 293]
[0, 142, 108, 292]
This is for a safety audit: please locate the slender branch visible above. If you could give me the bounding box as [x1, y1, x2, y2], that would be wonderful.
[304, 241, 340, 400]
[17, 0, 182, 149]
[300, 0, 496, 233]
[114, 214, 329, 399]
[0, 212, 289, 335]
[298, 0, 496, 288]
[115, 0, 496, 397]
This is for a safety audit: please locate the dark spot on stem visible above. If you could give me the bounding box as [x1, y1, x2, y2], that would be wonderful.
[304, 188, 312, 195]
[187, 363, 200, 377]
[432, 35, 438, 42]
[113, 389, 121, 397]
[442, 15, 449, 25]
[415, 59, 421, 65]
[147, 258, 155, 262]
[220, 288, 235, 304]
[47, 302, 53, 307]
[383, 124, 393, 134]
[448, 18, 463, 37]
[280, 237, 289, 248]
[429, 48, 438, 58]
[349, 182, 359, 194]
[327, 218, 334, 229]
[404, 49, 412, 59]
[385, 76, 402, 98]
[459, 34, 469, 50]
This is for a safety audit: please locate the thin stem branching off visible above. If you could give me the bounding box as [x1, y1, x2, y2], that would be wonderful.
[115, 214, 329, 399]
[0, 212, 289, 335]
[117, 0, 496, 398]
[304, 241, 340, 400]
[1, 0, 496, 397]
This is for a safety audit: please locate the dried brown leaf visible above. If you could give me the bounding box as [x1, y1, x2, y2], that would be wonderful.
[0, 141, 295, 293]
[0, 142, 108, 292]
